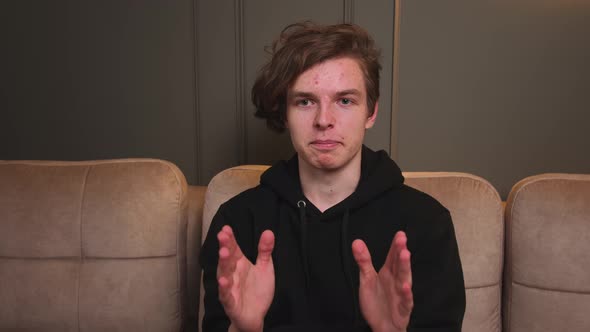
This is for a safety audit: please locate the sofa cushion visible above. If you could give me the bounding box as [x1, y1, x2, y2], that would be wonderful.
[405, 172, 503, 332]
[504, 173, 590, 332]
[0, 159, 188, 332]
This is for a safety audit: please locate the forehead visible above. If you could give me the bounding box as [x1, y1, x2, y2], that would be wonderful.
[290, 57, 366, 93]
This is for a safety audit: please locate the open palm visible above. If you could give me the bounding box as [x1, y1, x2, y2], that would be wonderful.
[217, 226, 275, 332]
[353, 231, 414, 332]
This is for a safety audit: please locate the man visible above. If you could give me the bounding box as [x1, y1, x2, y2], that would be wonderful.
[201, 22, 465, 332]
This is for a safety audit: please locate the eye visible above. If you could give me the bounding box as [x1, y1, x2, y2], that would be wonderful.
[340, 98, 352, 105]
[296, 98, 312, 107]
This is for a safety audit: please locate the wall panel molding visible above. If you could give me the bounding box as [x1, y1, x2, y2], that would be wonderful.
[353, 0, 395, 154]
[234, 0, 247, 165]
[193, 0, 202, 184]
[197, 0, 241, 183]
[344, 0, 355, 23]
[390, 0, 401, 159]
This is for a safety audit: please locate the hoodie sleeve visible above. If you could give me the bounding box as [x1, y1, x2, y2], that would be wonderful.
[407, 209, 466, 332]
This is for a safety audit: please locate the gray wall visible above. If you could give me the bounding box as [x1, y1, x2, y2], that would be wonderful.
[1, 1, 199, 183]
[2, 1, 589, 198]
[1, 0, 394, 186]
[395, 0, 590, 198]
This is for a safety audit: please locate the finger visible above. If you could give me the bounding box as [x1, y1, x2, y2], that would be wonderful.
[256, 230, 275, 266]
[352, 239, 376, 277]
[217, 228, 237, 310]
[394, 231, 408, 256]
[217, 246, 235, 283]
[396, 247, 414, 318]
[218, 226, 241, 258]
[218, 275, 236, 312]
[388, 231, 408, 275]
[397, 248, 412, 284]
[219, 226, 245, 264]
[217, 226, 241, 278]
[398, 282, 414, 317]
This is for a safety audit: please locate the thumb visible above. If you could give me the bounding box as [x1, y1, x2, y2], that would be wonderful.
[352, 239, 376, 277]
[256, 230, 275, 265]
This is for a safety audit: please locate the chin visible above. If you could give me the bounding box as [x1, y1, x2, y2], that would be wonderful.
[310, 156, 344, 171]
[298, 147, 350, 171]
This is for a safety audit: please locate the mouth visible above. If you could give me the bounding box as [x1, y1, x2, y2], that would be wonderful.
[310, 140, 340, 150]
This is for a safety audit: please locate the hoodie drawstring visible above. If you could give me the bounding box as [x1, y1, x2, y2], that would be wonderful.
[341, 208, 360, 325]
[296, 201, 360, 325]
[297, 200, 311, 291]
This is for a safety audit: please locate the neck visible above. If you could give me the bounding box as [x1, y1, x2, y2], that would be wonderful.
[299, 152, 362, 213]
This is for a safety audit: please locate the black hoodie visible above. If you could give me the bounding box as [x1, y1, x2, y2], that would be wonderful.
[200, 146, 465, 332]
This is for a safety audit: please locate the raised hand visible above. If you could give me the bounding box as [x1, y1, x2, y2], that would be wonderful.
[217, 225, 275, 332]
[352, 231, 414, 332]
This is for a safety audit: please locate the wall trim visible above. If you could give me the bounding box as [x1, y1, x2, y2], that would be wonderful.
[390, 0, 402, 159]
[193, 0, 202, 184]
[344, 0, 355, 23]
[234, 0, 247, 164]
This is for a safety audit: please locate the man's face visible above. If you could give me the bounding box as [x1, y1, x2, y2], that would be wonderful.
[286, 57, 377, 172]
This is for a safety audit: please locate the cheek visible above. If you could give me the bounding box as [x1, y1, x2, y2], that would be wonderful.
[286, 122, 303, 145]
[347, 122, 369, 142]
[285, 115, 307, 134]
[289, 126, 306, 146]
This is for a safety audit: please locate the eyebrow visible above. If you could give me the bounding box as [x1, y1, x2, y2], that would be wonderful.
[289, 91, 316, 99]
[289, 89, 362, 99]
[335, 89, 362, 97]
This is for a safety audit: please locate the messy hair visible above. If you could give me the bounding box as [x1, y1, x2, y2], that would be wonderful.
[251, 21, 381, 133]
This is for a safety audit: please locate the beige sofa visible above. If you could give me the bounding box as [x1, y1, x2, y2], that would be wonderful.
[1, 160, 588, 332]
[196, 166, 590, 332]
[0, 159, 198, 332]
[503, 174, 590, 332]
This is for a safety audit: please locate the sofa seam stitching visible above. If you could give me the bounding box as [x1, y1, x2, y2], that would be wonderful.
[165, 160, 185, 330]
[512, 280, 590, 294]
[466, 282, 501, 290]
[177, 171, 183, 330]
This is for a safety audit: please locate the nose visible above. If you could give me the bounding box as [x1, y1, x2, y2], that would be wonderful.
[314, 103, 335, 130]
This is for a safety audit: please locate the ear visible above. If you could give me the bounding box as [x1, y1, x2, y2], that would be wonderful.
[365, 102, 378, 129]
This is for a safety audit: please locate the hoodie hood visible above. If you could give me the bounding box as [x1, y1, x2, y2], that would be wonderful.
[259, 145, 405, 215]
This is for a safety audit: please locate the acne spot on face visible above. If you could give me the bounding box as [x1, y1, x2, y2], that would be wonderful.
[312, 75, 320, 85]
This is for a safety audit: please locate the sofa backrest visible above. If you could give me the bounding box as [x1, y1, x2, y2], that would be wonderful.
[198, 165, 269, 328]
[199, 166, 504, 332]
[504, 173, 590, 332]
[0, 160, 188, 332]
[404, 172, 504, 332]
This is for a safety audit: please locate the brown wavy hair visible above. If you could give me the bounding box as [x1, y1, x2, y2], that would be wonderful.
[251, 21, 381, 133]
